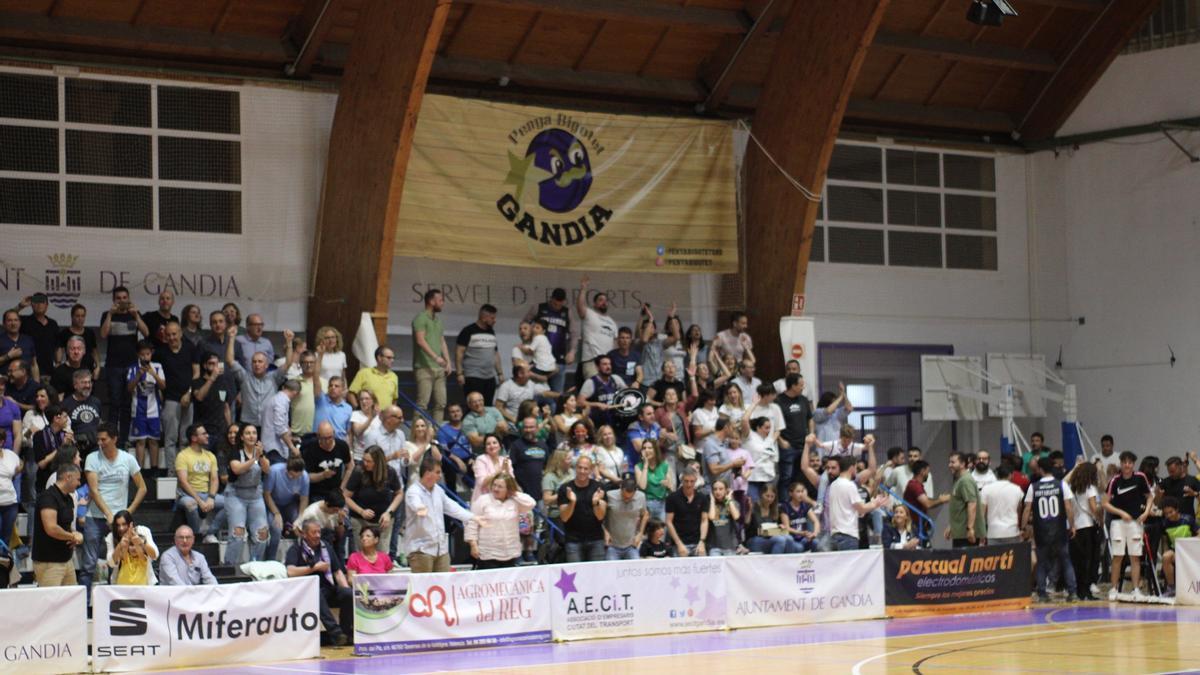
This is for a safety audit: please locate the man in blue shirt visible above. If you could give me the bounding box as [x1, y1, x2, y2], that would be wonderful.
[606, 327, 642, 388]
[264, 456, 310, 561]
[436, 403, 473, 493]
[313, 375, 353, 440]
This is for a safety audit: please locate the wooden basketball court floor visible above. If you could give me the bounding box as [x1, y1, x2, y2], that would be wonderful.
[150, 604, 1200, 674]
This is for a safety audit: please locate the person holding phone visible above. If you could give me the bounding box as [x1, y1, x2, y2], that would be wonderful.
[99, 286, 149, 445]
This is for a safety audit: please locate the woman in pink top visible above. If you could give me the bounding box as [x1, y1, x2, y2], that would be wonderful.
[345, 525, 393, 581]
[465, 472, 536, 569]
[472, 434, 512, 501]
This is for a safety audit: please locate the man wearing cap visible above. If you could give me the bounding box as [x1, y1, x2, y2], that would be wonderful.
[605, 473, 648, 560]
[525, 287, 575, 393]
[13, 294, 58, 378]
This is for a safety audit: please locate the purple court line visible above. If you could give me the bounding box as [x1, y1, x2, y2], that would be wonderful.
[145, 605, 1200, 675]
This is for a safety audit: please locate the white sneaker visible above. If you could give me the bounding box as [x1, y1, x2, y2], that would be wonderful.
[1089, 583, 1100, 595]
[1131, 588, 1146, 601]
[1107, 588, 1118, 601]
[203, 534, 219, 544]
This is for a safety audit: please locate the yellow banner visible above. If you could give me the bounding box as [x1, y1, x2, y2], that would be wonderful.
[395, 95, 738, 273]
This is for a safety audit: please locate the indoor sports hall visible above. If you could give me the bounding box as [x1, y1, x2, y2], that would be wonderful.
[1, 1, 1199, 674]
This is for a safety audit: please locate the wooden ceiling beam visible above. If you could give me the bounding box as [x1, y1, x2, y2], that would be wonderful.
[308, 0, 451, 366]
[455, 0, 748, 33]
[0, 10, 294, 64]
[285, 0, 350, 77]
[698, 0, 787, 112]
[847, 98, 1014, 132]
[1020, 0, 1162, 140]
[873, 31, 1058, 72]
[1022, 0, 1108, 10]
[742, 0, 891, 378]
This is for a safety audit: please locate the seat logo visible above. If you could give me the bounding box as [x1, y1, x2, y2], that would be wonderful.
[109, 599, 148, 636]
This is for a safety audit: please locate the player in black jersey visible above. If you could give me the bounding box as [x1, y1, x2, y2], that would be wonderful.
[1022, 457, 1077, 602]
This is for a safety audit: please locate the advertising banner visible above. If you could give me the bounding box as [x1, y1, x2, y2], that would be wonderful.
[92, 577, 321, 672]
[549, 557, 726, 641]
[394, 95, 739, 273]
[353, 567, 553, 655]
[724, 550, 885, 629]
[1176, 539, 1200, 606]
[0, 586, 87, 675]
[885, 543, 1031, 617]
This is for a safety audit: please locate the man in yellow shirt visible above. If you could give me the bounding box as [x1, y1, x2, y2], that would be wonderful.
[348, 346, 399, 409]
[175, 424, 224, 543]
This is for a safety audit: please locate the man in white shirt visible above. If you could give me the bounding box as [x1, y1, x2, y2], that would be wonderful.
[1096, 434, 1120, 472]
[827, 455, 887, 551]
[405, 455, 475, 573]
[732, 360, 762, 403]
[970, 450, 997, 490]
[576, 276, 617, 379]
[495, 363, 551, 423]
[363, 405, 408, 475]
[814, 424, 865, 462]
[980, 465, 1025, 544]
[773, 359, 802, 395]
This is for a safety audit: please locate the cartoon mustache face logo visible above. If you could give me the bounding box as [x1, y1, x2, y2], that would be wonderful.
[526, 129, 593, 213]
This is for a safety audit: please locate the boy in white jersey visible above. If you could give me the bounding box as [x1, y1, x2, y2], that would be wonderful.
[127, 339, 166, 473]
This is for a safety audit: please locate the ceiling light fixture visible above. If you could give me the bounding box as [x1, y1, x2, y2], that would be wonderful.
[967, 0, 1018, 27]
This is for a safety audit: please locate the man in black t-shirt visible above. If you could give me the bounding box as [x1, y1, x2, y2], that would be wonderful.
[62, 370, 101, 454]
[509, 416, 549, 500]
[142, 289, 179, 347]
[33, 463, 83, 587]
[524, 288, 574, 393]
[1103, 450, 1155, 599]
[99, 285, 149, 443]
[301, 423, 352, 504]
[156, 321, 198, 475]
[665, 467, 710, 557]
[1160, 455, 1200, 519]
[14, 293, 59, 378]
[775, 373, 813, 493]
[191, 353, 234, 449]
[557, 455, 607, 562]
[1021, 457, 1076, 602]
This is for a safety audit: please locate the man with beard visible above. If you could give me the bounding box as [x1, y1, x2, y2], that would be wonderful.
[576, 276, 617, 379]
[579, 355, 626, 431]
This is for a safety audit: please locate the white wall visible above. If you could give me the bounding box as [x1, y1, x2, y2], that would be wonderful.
[1024, 41, 1200, 456]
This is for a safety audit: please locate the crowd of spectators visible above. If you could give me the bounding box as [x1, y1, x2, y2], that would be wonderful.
[1, 283, 1197, 647]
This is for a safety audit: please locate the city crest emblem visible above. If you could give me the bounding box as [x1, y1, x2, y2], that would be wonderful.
[45, 253, 82, 309]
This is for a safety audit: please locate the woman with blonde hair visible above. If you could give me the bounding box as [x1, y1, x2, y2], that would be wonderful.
[593, 425, 626, 486]
[466, 472, 535, 569]
[315, 325, 347, 382]
[883, 504, 921, 550]
[404, 417, 440, 473]
[542, 449, 574, 522]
